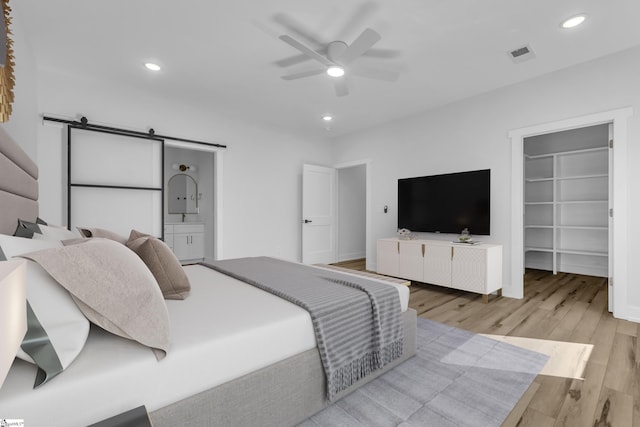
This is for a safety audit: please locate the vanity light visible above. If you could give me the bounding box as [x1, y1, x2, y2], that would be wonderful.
[144, 62, 161, 71]
[326, 66, 345, 77]
[172, 163, 196, 172]
[561, 14, 587, 29]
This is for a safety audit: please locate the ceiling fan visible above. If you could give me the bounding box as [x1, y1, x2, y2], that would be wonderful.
[274, 4, 400, 97]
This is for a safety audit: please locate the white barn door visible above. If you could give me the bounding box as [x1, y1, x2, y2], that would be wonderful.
[302, 164, 336, 264]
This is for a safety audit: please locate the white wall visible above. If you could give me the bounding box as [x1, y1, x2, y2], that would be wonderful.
[331, 46, 640, 309]
[524, 123, 609, 156]
[0, 5, 38, 159]
[337, 165, 366, 261]
[36, 68, 330, 262]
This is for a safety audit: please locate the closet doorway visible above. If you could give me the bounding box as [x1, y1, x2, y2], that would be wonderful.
[510, 107, 631, 320]
[524, 124, 611, 309]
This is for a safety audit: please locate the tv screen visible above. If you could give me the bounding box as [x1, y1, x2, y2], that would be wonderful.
[398, 169, 490, 235]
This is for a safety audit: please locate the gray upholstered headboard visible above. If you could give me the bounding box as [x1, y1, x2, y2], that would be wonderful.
[0, 126, 39, 235]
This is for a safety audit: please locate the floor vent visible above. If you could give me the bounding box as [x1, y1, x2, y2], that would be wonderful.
[508, 44, 536, 63]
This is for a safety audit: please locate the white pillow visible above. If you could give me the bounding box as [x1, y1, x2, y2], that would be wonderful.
[76, 226, 128, 244]
[0, 234, 90, 387]
[33, 224, 81, 242]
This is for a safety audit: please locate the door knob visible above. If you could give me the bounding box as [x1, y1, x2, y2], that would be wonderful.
[304, 219, 312, 223]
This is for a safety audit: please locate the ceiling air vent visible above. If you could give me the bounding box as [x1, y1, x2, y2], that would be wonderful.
[507, 44, 536, 63]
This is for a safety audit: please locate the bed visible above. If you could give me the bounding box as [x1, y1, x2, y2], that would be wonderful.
[0, 126, 417, 427]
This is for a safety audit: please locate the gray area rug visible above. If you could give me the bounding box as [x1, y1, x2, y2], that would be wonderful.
[298, 318, 548, 427]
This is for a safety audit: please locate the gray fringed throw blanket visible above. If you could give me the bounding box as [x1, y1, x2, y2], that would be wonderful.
[204, 257, 404, 401]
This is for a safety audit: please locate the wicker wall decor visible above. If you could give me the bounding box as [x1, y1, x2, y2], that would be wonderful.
[0, 0, 15, 123]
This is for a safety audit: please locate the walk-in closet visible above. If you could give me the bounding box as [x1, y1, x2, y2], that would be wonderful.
[524, 123, 610, 278]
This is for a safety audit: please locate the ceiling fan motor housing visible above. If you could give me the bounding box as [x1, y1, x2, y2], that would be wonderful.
[327, 41, 348, 63]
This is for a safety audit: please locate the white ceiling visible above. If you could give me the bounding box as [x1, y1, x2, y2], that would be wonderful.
[14, 0, 640, 137]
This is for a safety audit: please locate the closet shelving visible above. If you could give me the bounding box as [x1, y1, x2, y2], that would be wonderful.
[524, 146, 609, 276]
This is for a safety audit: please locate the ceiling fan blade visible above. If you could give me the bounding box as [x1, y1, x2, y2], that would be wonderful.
[279, 35, 333, 67]
[273, 13, 325, 47]
[335, 1, 380, 41]
[362, 48, 401, 59]
[334, 78, 349, 97]
[339, 28, 381, 65]
[274, 54, 312, 68]
[281, 69, 326, 81]
[352, 67, 399, 82]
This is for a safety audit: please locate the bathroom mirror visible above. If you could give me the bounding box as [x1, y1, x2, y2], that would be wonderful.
[168, 174, 198, 214]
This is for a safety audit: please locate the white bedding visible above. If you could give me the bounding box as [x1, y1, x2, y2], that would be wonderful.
[0, 264, 409, 426]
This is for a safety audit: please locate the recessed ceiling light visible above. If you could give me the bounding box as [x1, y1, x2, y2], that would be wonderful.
[322, 115, 333, 122]
[326, 66, 344, 78]
[144, 62, 161, 71]
[561, 14, 587, 29]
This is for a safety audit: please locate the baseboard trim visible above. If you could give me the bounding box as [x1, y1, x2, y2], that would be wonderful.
[337, 252, 365, 262]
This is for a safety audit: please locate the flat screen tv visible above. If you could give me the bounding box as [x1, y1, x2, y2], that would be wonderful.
[398, 169, 490, 235]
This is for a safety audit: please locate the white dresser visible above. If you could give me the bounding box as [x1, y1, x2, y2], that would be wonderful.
[377, 238, 502, 303]
[164, 223, 205, 263]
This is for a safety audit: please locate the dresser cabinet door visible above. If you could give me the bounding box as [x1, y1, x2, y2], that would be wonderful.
[451, 246, 487, 293]
[399, 241, 424, 282]
[423, 244, 452, 287]
[377, 240, 400, 277]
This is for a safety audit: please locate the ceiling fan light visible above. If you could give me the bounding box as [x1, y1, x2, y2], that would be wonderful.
[144, 62, 161, 71]
[322, 115, 333, 121]
[561, 14, 587, 29]
[327, 66, 345, 77]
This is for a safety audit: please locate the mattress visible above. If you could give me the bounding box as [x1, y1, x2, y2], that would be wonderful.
[0, 264, 409, 426]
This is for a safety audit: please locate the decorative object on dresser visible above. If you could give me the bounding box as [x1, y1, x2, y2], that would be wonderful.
[164, 223, 204, 263]
[0, 260, 27, 388]
[457, 227, 471, 242]
[397, 228, 412, 240]
[377, 238, 502, 303]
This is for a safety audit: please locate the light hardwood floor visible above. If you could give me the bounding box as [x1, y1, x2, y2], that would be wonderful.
[332, 259, 634, 427]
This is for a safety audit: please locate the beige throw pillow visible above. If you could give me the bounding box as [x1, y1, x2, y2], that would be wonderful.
[21, 239, 170, 359]
[126, 235, 191, 300]
[128, 229, 151, 241]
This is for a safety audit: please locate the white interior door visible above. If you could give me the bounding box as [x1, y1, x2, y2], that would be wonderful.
[302, 164, 336, 264]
